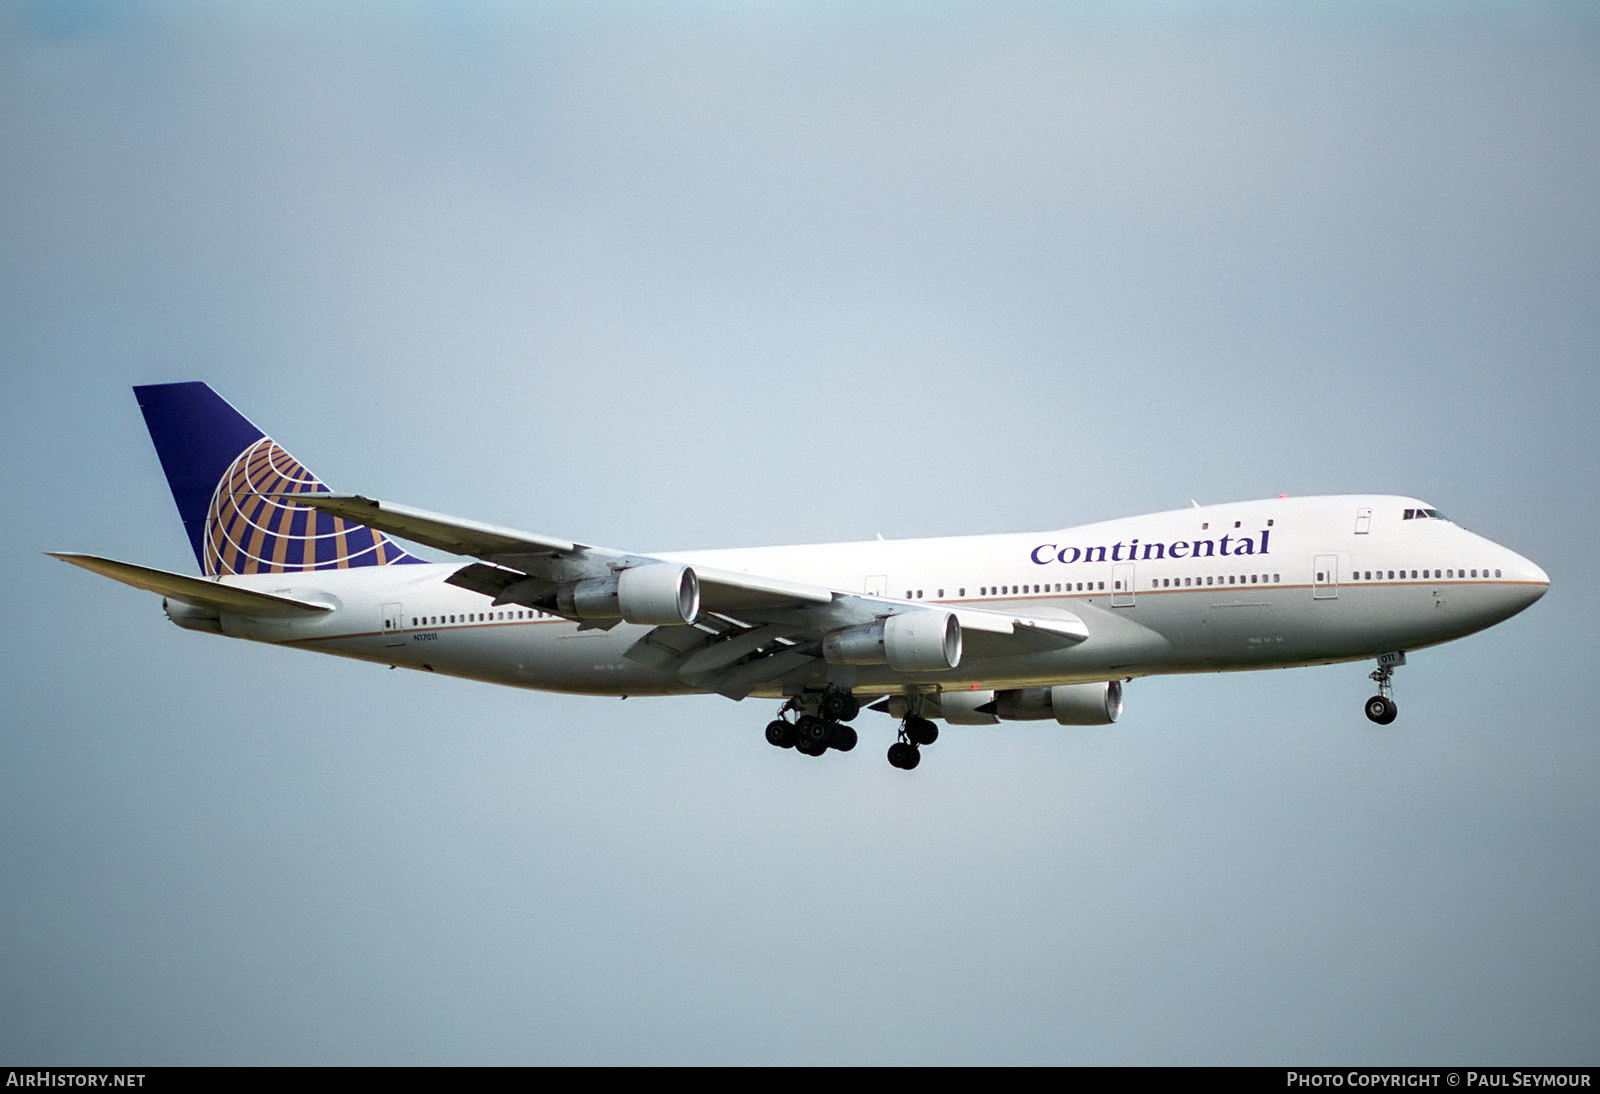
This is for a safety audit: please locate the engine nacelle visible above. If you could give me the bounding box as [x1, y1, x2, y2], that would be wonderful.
[994, 681, 1123, 725]
[822, 612, 962, 672]
[939, 689, 998, 725]
[556, 563, 700, 626]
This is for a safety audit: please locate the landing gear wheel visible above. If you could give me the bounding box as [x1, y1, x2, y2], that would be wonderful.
[887, 741, 921, 770]
[904, 716, 939, 746]
[1365, 654, 1403, 725]
[796, 715, 831, 748]
[765, 719, 797, 748]
[820, 690, 860, 723]
[796, 738, 828, 757]
[830, 724, 858, 752]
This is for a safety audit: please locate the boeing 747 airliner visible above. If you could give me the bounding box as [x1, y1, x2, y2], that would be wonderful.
[54, 383, 1549, 769]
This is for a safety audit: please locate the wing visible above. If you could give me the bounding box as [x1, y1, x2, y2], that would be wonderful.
[281, 495, 1088, 698]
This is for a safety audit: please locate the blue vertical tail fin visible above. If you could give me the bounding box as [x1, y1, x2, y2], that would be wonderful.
[134, 382, 425, 576]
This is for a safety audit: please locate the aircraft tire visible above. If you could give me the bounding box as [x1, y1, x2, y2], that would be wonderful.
[766, 719, 797, 748]
[887, 741, 920, 769]
[822, 691, 860, 722]
[796, 715, 830, 747]
[1364, 696, 1398, 725]
[830, 724, 858, 752]
[905, 716, 939, 746]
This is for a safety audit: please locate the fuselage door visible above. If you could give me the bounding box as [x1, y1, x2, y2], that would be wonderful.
[382, 601, 406, 646]
[1354, 507, 1372, 534]
[1313, 556, 1339, 600]
[1112, 562, 1135, 608]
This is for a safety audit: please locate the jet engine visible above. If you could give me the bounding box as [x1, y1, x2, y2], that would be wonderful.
[936, 682, 1122, 725]
[555, 563, 700, 626]
[939, 689, 1000, 725]
[995, 681, 1123, 725]
[822, 612, 962, 671]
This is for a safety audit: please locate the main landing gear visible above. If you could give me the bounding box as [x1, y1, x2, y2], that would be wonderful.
[1364, 651, 1405, 725]
[764, 688, 860, 757]
[762, 690, 943, 770]
[888, 714, 938, 770]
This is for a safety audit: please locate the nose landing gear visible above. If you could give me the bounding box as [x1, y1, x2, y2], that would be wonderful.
[1364, 652, 1404, 724]
[1364, 694, 1397, 724]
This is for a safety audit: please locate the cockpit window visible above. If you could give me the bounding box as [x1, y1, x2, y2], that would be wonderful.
[1403, 508, 1448, 521]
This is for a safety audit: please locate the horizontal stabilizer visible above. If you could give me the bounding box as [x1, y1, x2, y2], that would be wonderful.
[49, 553, 333, 617]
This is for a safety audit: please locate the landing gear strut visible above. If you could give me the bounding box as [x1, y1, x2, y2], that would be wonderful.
[1364, 652, 1404, 725]
[888, 711, 938, 770]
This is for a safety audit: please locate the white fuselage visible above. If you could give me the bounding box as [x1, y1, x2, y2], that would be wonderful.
[187, 495, 1548, 700]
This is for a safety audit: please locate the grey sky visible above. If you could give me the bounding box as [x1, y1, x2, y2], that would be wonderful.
[3, 2, 1597, 1064]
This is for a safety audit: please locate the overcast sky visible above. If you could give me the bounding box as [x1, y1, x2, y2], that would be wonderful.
[3, 1, 1597, 1064]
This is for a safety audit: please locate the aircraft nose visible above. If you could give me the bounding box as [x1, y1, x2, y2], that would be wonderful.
[1502, 551, 1550, 611]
